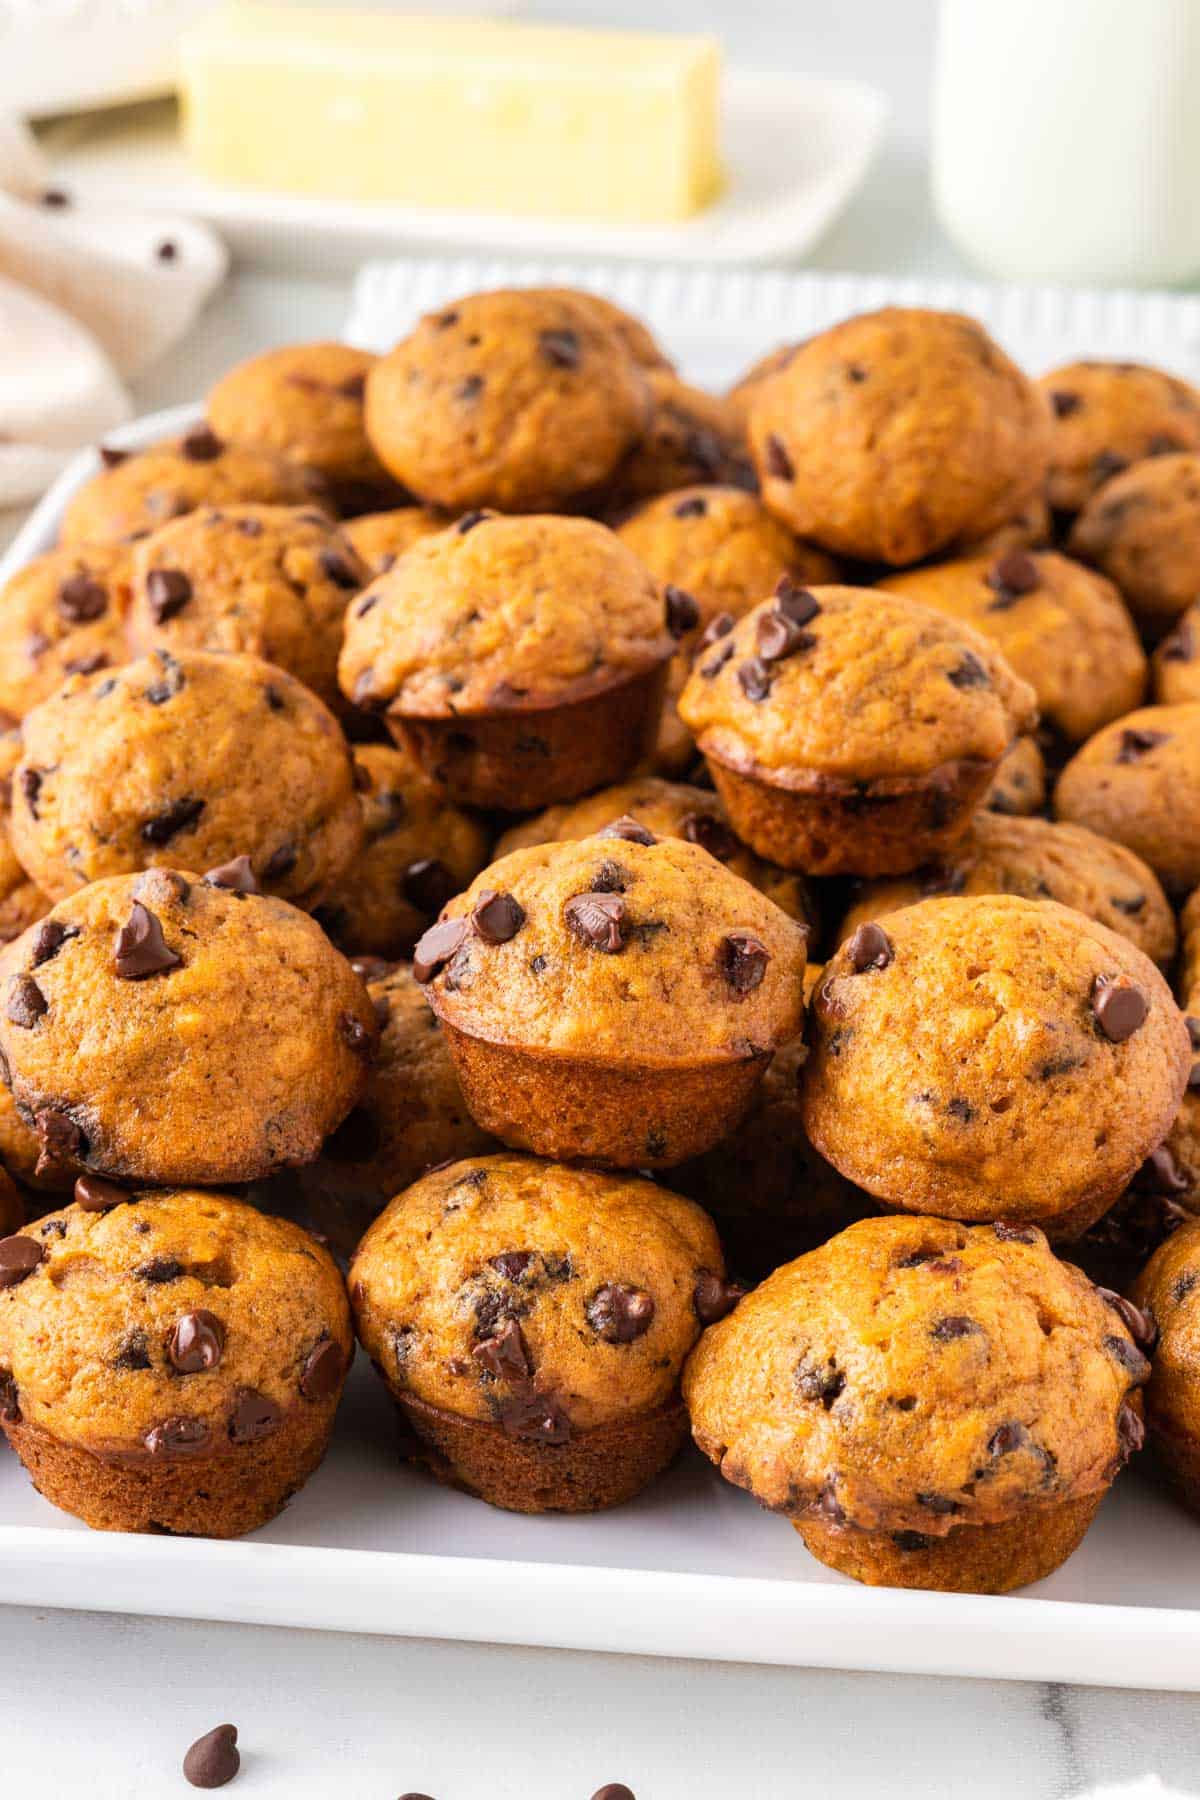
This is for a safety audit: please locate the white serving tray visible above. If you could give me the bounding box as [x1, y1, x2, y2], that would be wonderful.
[7, 262, 1200, 1688]
[35, 71, 887, 268]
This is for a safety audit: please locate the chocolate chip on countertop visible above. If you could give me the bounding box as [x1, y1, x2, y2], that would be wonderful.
[586, 1283, 655, 1343]
[664, 585, 701, 638]
[0, 1235, 43, 1289]
[141, 796, 205, 846]
[299, 1334, 344, 1400]
[113, 901, 181, 979]
[564, 891, 626, 953]
[599, 815, 657, 846]
[693, 1269, 746, 1324]
[471, 889, 526, 944]
[6, 973, 46, 1028]
[74, 1174, 130, 1212]
[180, 424, 224, 462]
[204, 855, 260, 894]
[844, 921, 893, 973]
[402, 857, 456, 917]
[228, 1389, 282, 1445]
[145, 567, 193, 623]
[56, 573, 109, 622]
[592, 1787, 637, 1800]
[183, 1723, 240, 1789]
[1091, 974, 1148, 1043]
[719, 931, 769, 995]
[412, 916, 470, 983]
[168, 1309, 225, 1374]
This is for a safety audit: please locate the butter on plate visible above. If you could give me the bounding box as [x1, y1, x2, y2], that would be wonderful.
[181, 6, 724, 224]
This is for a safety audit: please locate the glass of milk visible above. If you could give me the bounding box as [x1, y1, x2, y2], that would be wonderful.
[932, 0, 1200, 286]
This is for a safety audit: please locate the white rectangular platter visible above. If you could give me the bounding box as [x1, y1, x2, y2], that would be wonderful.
[6, 260, 1200, 1689]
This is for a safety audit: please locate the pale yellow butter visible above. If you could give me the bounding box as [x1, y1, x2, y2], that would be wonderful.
[181, 6, 723, 223]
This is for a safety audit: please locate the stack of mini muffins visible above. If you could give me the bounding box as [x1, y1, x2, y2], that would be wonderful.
[1, 287, 1199, 1597]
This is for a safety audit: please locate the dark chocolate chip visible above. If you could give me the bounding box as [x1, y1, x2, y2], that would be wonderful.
[145, 651, 185, 704]
[992, 1221, 1039, 1243]
[339, 1011, 373, 1058]
[916, 1491, 963, 1515]
[737, 657, 774, 702]
[74, 1174, 129, 1212]
[891, 1531, 932, 1553]
[539, 328, 580, 369]
[664, 585, 701, 639]
[0, 1371, 19, 1422]
[204, 855, 259, 894]
[1050, 389, 1082, 418]
[1091, 974, 1148, 1043]
[844, 921, 893, 973]
[228, 1389, 282, 1444]
[145, 567, 193, 623]
[1103, 1333, 1152, 1380]
[144, 1416, 210, 1455]
[719, 931, 769, 995]
[183, 1724, 240, 1790]
[402, 857, 456, 916]
[35, 1109, 85, 1169]
[168, 1309, 225, 1374]
[680, 812, 738, 861]
[930, 1315, 982, 1342]
[948, 651, 990, 690]
[319, 547, 362, 589]
[491, 1251, 534, 1281]
[1135, 1145, 1189, 1198]
[1096, 1287, 1158, 1353]
[600, 815, 657, 847]
[412, 915, 470, 983]
[263, 842, 297, 881]
[498, 1388, 572, 1444]
[112, 1330, 152, 1371]
[1118, 1399, 1144, 1462]
[114, 901, 181, 979]
[694, 1269, 745, 1324]
[988, 1421, 1030, 1457]
[764, 434, 794, 480]
[756, 609, 814, 662]
[1116, 727, 1168, 763]
[299, 1334, 344, 1400]
[795, 1354, 844, 1408]
[591, 1787, 636, 1800]
[470, 889, 526, 944]
[586, 1283, 655, 1344]
[696, 611, 735, 654]
[63, 651, 109, 676]
[456, 374, 484, 402]
[564, 891, 626, 953]
[473, 1317, 531, 1382]
[180, 424, 224, 462]
[6, 973, 46, 1028]
[0, 1235, 43, 1289]
[141, 796, 205, 846]
[774, 578, 821, 625]
[985, 551, 1040, 606]
[455, 509, 491, 534]
[56, 573, 109, 622]
[19, 767, 42, 818]
[674, 496, 708, 518]
[137, 1256, 184, 1284]
[41, 188, 70, 207]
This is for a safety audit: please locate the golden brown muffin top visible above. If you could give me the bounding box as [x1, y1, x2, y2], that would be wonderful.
[677, 585, 1037, 784]
[879, 550, 1145, 744]
[0, 540, 133, 721]
[61, 429, 322, 547]
[341, 506, 450, 578]
[493, 776, 816, 934]
[801, 895, 1191, 1229]
[206, 341, 390, 492]
[684, 1214, 1147, 1535]
[11, 650, 362, 908]
[0, 1189, 351, 1456]
[984, 734, 1047, 817]
[339, 513, 673, 719]
[1131, 1220, 1200, 1448]
[1055, 703, 1200, 895]
[0, 870, 376, 1187]
[1039, 359, 1200, 514]
[1068, 452, 1200, 631]
[838, 812, 1176, 969]
[417, 830, 807, 1066]
[350, 1152, 724, 1433]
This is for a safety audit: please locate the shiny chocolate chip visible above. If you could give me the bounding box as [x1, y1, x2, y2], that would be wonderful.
[719, 932, 769, 995]
[600, 814, 657, 847]
[168, 1309, 225, 1374]
[985, 551, 1040, 604]
[0, 1235, 43, 1289]
[57, 573, 109, 622]
[774, 577, 821, 625]
[6, 973, 46, 1029]
[1096, 1287, 1158, 1353]
[1091, 974, 1148, 1043]
[473, 1317, 531, 1382]
[141, 796, 205, 846]
[144, 1416, 210, 1455]
[402, 857, 456, 917]
[470, 889, 526, 944]
[204, 855, 259, 894]
[299, 1334, 344, 1400]
[844, 921, 893, 973]
[586, 1283, 655, 1344]
[694, 1270, 745, 1324]
[756, 610, 814, 663]
[664, 585, 701, 638]
[113, 902, 181, 979]
[564, 891, 626, 953]
[412, 915, 469, 983]
[737, 657, 774, 702]
[74, 1174, 129, 1212]
[145, 567, 193, 623]
[228, 1389, 282, 1445]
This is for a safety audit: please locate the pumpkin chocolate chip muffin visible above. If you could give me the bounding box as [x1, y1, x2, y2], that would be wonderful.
[364, 289, 651, 514]
[415, 828, 807, 1169]
[1039, 359, 1200, 515]
[879, 551, 1146, 746]
[747, 309, 1050, 566]
[0, 540, 133, 720]
[10, 651, 363, 907]
[984, 734, 1047, 817]
[838, 813, 1176, 969]
[60, 427, 322, 547]
[338, 513, 673, 810]
[684, 1215, 1148, 1593]
[288, 961, 495, 1260]
[677, 584, 1037, 876]
[312, 743, 490, 961]
[597, 373, 755, 513]
[953, 490, 1052, 559]
[493, 776, 817, 936]
[349, 1152, 732, 1512]
[1055, 703, 1200, 897]
[206, 341, 405, 515]
[802, 895, 1190, 1236]
[0, 1187, 352, 1536]
[1068, 453, 1200, 637]
[0, 870, 377, 1187]
[341, 506, 450, 579]
[1130, 1220, 1200, 1514]
[0, 732, 49, 944]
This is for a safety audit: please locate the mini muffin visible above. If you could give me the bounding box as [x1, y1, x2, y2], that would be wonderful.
[684, 1215, 1148, 1593]
[339, 513, 673, 810]
[289, 962, 495, 1260]
[364, 289, 650, 513]
[342, 506, 449, 578]
[597, 373, 755, 513]
[0, 870, 377, 1186]
[61, 427, 322, 546]
[11, 651, 363, 907]
[1130, 1220, 1200, 1513]
[0, 1188, 352, 1536]
[677, 584, 1038, 876]
[838, 813, 1176, 968]
[207, 341, 404, 514]
[616, 485, 838, 773]
[349, 1152, 733, 1512]
[1068, 453, 1200, 637]
[953, 490, 1052, 558]
[126, 504, 368, 714]
[1039, 360, 1200, 514]
[1055, 704, 1200, 896]
[0, 732, 49, 944]
[1153, 603, 1200, 704]
[415, 829, 807, 1168]
[747, 309, 1050, 565]
[879, 551, 1145, 745]
[985, 734, 1047, 817]
[802, 895, 1190, 1236]
[312, 743, 490, 960]
[493, 776, 817, 935]
[0, 541, 133, 719]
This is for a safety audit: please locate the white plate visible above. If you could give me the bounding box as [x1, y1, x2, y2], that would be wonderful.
[7, 263, 1200, 1689]
[36, 72, 887, 268]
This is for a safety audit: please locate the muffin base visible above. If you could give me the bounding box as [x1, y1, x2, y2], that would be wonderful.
[2, 1405, 338, 1538]
[397, 1391, 689, 1513]
[794, 1490, 1104, 1594]
[388, 661, 669, 811]
[436, 1018, 772, 1168]
[701, 748, 997, 877]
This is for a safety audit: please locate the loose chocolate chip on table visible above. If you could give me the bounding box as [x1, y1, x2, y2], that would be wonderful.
[299, 1334, 344, 1400]
[319, 548, 361, 589]
[586, 1283, 655, 1343]
[6, 973, 46, 1028]
[57, 573, 109, 622]
[564, 890, 626, 953]
[113, 901, 181, 979]
[74, 1174, 130, 1212]
[844, 921, 893, 973]
[1116, 727, 1169, 763]
[694, 1269, 746, 1324]
[183, 1723, 240, 1789]
[145, 1416, 210, 1455]
[204, 855, 259, 894]
[412, 916, 470, 983]
[0, 1235, 43, 1289]
[664, 585, 701, 638]
[145, 566, 193, 624]
[474, 1318, 532, 1382]
[141, 796, 205, 846]
[764, 434, 795, 480]
[229, 1389, 282, 1445]
[1091, 974, 1148, 1043]
[539, 327, 580, 368]
[471, 889, 526, 944]
[592, 1787, 637, 1800]
[985, 551, 1040, 605]
[774, 578, 822, 626]
[181, 424, 224, 462]
[719, 931, 769, 995]
[737, 657, 774, 702]
[600, 814, 657, 846]
[169, 1309, 226, 1374]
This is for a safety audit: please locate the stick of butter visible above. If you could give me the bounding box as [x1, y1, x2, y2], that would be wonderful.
[181, 5, 723, 224]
